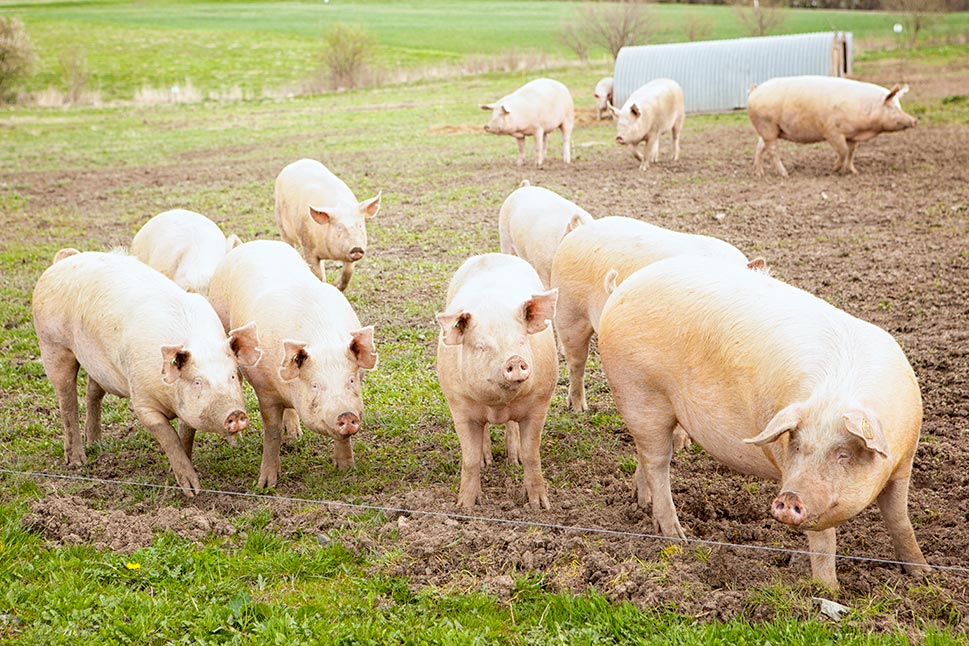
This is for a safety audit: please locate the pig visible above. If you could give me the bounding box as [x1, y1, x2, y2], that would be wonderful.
[207, 240, 378, 488]
[436, 253, 559, 510]
[32, 250, 261, 496]
[497, 182, 593, 289]
[594, 77, 614, 121]
[611, 78, 685, 171]
[274, 158, 382, 291]
[597, 255, 931, 588]
[550, 216, 761, 413]
[747, 76, 917, 176]
[480, 78, 574, 168]
[130, 209, 242, 295]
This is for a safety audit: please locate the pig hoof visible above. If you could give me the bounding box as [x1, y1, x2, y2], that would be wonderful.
[334, 458, 354, 471]
[257, 471, 279, 489]
[65, 452, 87, 467]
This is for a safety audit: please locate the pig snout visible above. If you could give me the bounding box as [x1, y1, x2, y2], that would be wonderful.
[335, 411, 361, 436]
[503, 355, 531, 383]
[771, 491, 808, 526]
[348, 247, 365, 262]
[223, 410, 249, 445]
[615, 136, 625, 144]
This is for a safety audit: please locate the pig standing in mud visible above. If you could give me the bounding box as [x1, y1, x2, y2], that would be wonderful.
[274, 158, 382, 291]
[594, 77, 614, 121]
[207, 240, 378, 488]
[32, 249, 261, 496]
[612, 78, 685, 171]
[130, 209, 242, 295]
[436, 253, 558, 510]
[747, 76, 917, 176]
[550, 216, 762, 414]
[498, 182, 593, 289]
[597, 256, 931, 588]
[481, 78, 574, 168]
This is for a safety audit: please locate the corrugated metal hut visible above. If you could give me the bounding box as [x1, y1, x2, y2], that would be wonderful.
[613, 32, 852, 114]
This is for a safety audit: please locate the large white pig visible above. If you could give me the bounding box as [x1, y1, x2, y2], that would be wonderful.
[549, 216, 760, 412]
[497, 182, 593, 289]
[207, 240, 378, 488]
[436, 253, 558, 510]
[274, 158, 382, 291]
[480, 78, 574, 168]
[747, 76, 917, 176]
[32, 250, 261, 496]
[612, 78, 685, 171]
[130, 209, 242, 295]
[597, 256, 930, 588]
[594, 77, 614, 121]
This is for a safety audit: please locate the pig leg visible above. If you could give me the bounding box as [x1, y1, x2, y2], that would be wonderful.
[561, 121, 572, 164]
[672, 426, 691, 452]
[454, 417, 486, 508]
[845, 141, 860, 174]
[133, 405, 200, 496]
[754, 137, 767, 176]
[805, 527, 838, 589]
[556, 309, 594, 411]
[281, 408, 302, 443]
[84, 376, 105, 444]
[534, 128, 546, 168]
[42, 347, 86, 466]
[631, 142, 645, 164]
[257, 404, 285, 488]
[825, 132, 851, 174]
[876, 477, 931, 576]
[333, 435, 354, 471]
[517, 413, 549, 510]
[648, 134, 661, 164]
[178, 421, 196, 461]
[480, 425, 493, 466]
[504, 420, 522, 466]
[671, 114, 683, 162]
[301, 250, 325, 281]
[515, 136, 526, 167]
[335, 261, 355, 292]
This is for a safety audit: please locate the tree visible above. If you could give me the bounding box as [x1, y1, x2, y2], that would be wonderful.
[0, 17, 37, 102]
[884, 0, 948, 46]
[733, 0, 787, 38]
[321, 23, 375, 90]
[562, 1, 656, 62]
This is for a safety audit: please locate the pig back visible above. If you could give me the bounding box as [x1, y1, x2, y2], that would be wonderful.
[130, 209, 231, 293]
[502, 79, 574, 131]
[275, 159, 357, 239]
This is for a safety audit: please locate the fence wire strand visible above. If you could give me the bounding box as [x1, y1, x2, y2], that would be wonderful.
[2, 467, 966, 576]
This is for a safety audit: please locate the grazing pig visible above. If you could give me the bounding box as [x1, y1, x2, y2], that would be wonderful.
[207, 240, 378, 488]
[274, 158, 382, 291]
[550, 216, 759, 413]
[436, 253, 558, 510]
[597, 256, 930, 588]
[612, 78, 685, 171]
[497, 182, 593, 289]
[480, 78, 574, 168]
[594, 77, 614, 121]
[32, 250, 261, 496]
[747, 76, 917, 176]
[130, 209, 242, 295]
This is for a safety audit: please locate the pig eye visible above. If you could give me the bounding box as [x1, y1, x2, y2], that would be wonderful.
[193, 377, 203, 389]
[312, 382, 321, 391]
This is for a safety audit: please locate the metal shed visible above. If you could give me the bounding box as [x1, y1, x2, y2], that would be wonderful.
[613, 31, 853, 114]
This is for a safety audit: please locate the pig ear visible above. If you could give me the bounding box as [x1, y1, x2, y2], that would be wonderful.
[308, 205, 332, 225]
[480, 103, 493, 111]
[161, 345, 191, 385]
[227, 321, 262, 368]
[523, 289, 558, 334]
[358, 192, 381, 219]
[563, 213, 586, 238]
[745, 403, 803, 446]
[746, 257, 768, 272]
[437, 311, 471, 346]
[630, 103, 641, 118]
[499, 103, 510, 115]
[279, 340, 309, 381]
[348, 326, 378, 370]
[603, 269, 619, 297]
[225, 234, 242, 252]
[844, 410, 889, 458]
[885, 84, 909, 103]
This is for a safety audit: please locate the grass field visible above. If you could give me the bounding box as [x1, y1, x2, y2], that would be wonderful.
[2, 1, 969, 643]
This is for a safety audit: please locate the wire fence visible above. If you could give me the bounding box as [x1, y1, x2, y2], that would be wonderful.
[3, 467, 967, 577]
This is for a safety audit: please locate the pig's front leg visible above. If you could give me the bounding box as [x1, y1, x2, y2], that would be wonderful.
[515, 136, 526, 167]
[84, 376, 106, 444]
[454, 416, 486, 509]
[534, 128, 546, 167]
[517, 413, 549, 510]
[178, 421, 196, 461]
[876, 477, 931, 577]
[333, 435, 354, 471]
[335, 261, 355, 292]
[806, 527, 838, 590]
[135, 406, 200, 497]
[258, 404, 285, 488]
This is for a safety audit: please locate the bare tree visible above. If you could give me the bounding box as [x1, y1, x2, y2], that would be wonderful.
[576, 2, 656, 61]
[733, 0, 787, 38]
[885, 0, 948, 46]
[557, 21, 589, 62]
[0, 17, 37, 102]
[59, 48, 90, 105]
[682, 11, 713, 42]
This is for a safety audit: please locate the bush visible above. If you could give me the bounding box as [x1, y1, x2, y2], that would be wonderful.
[0, 16, 38, 102]
[561, 2, 657, 62]
[321, 22, 376, 90]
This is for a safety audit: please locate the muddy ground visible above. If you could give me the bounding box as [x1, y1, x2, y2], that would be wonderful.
[11, 67, 969, 634]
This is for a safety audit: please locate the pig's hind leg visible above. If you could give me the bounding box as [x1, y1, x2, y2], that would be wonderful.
[824, 132, 852, 173]
[281, 408, 302, 443]
[335, 261, 355, 292]
[42, 345, 85, 466]
[84, 376, 106, 444]
[876, 477, 931, 577]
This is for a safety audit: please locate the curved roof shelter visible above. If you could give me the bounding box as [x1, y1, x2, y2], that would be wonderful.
[614, 32, 853, 114]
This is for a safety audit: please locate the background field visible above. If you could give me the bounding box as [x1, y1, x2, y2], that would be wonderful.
[2, 1, 969, 643]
